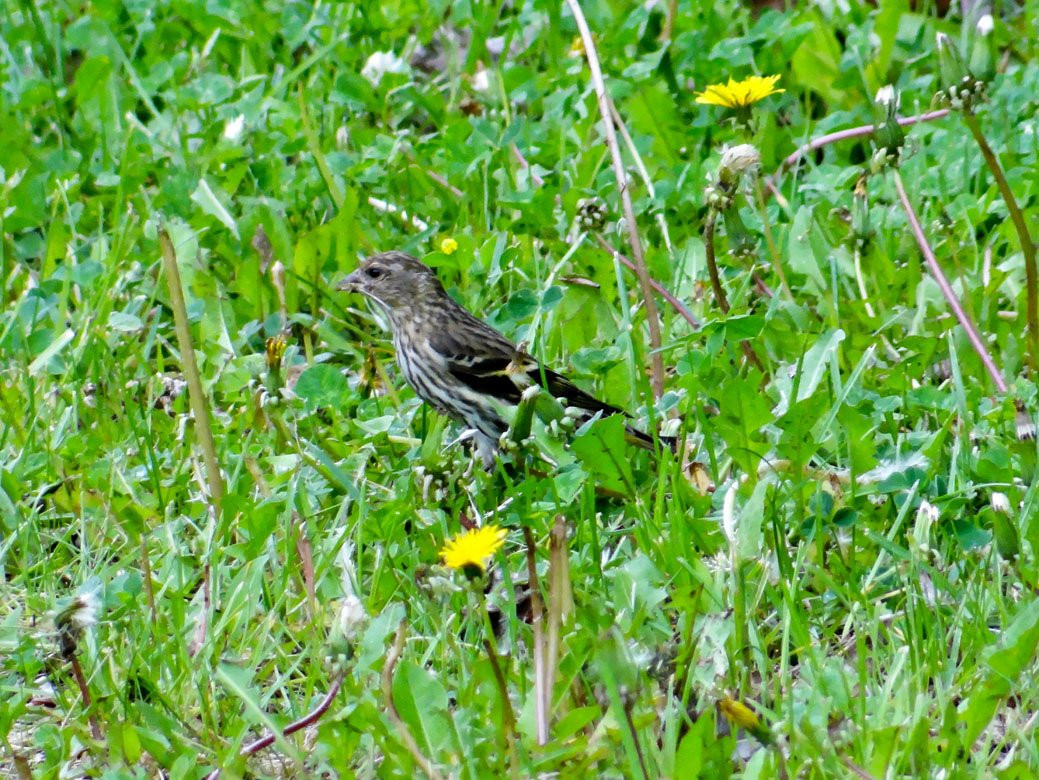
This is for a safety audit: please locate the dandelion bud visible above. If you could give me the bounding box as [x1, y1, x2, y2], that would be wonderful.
[872, 85, 904, 166]
[265, 334, 287, 372]
[874, 85, 898, 110]
[990, 492, 1011, 514]
[970, 14, 996, 82]
[1015, 400, 1036, 441]
[936, 33, 968, 88]
[852, 174, 873, 248]
[992, 511, 1019, 561]
[936, 32, 985, 111]
[577, 198, 607, 232]
[722, 207, 757, 260]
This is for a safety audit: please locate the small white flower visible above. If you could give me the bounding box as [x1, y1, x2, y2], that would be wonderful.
[874, 84, 899, 109]
[719, 144, 760, 177]
[223, 114, 245, 141]
[472, 67, 492, 93]
[361, 51, 409, 86]
[335, 125, 349, 148]
[976, 14, 994, 36]
[918, 500, 940, 522]
[334, 595, 367, 641]
[990, 492, 1011, 514]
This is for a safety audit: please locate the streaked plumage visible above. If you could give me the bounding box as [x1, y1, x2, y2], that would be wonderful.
[338, 251, 663, 465]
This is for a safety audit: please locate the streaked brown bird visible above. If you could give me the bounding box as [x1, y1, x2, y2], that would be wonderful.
[338, 251, 666, 466]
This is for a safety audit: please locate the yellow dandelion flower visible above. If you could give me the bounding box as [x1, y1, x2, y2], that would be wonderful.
[719, 697, 773, 745]
[695, 75, 784, 109]
[440, 524, 507, 574]
[440, 237, 458, 255]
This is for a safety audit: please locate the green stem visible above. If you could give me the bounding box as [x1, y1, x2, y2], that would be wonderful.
[962, 112, 1038, 372]
[704, 210, 729, 313]
[157, 224, 225, 511]
[753, 177, 793, 301]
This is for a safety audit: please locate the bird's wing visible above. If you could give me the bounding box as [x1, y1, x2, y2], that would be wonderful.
[430, 312, 626, 417]
[534, 367, 626, 417]
[430, 316, 530, 404]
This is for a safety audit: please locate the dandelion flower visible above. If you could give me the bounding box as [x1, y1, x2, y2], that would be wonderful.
[719, 697, 773, 745]
[440, 237, 459, 255]
[440, 524, 507, 576]
[695, 75, 784, 109]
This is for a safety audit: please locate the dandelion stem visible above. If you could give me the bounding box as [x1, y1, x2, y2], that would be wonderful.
[771, 109, 951, 186]
[704, 210, 766, 371]
[594, 236, 701, 329]
[204, 676, 344, 780]
[157, 224, 225, 511]
[382, 622, 446, 780]
[482, 637, 520, 776]
[753, 176, 793, 301]
[962, 111, 1039, 371]
[892, 170, 1008, 393]
[852, 248, 876, 319]
[522, 526, 550, 745]
[566, 0, 666, 400]
[70, 655, 103, 742]
[704, 211, 730, 314]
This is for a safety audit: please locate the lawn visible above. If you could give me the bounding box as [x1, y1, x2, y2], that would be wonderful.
[2, 1, 1038, 777]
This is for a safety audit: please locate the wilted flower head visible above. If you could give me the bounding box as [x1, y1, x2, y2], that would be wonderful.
[55, 592, 100, 659]
[440, 524, 507, 578]
[719, 144, 760, 178]
[990, 492, 1011, 514]
[361, 51, 409, 86]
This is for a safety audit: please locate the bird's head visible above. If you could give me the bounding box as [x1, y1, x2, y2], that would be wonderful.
[337, 251, 446, 315]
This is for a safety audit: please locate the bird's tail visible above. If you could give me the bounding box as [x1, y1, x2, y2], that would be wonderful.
[625, 424, 679, 454]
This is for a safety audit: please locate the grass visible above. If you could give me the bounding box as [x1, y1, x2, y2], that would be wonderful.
[2, 0, 1039, 777]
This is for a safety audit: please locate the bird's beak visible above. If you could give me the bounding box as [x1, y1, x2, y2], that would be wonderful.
[336, 270, 362, 292]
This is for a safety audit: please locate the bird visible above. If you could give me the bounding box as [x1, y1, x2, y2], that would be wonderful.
[337, 251, 668, 467]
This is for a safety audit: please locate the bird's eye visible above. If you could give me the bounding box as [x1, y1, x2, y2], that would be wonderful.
[365, 266, 384, 280]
